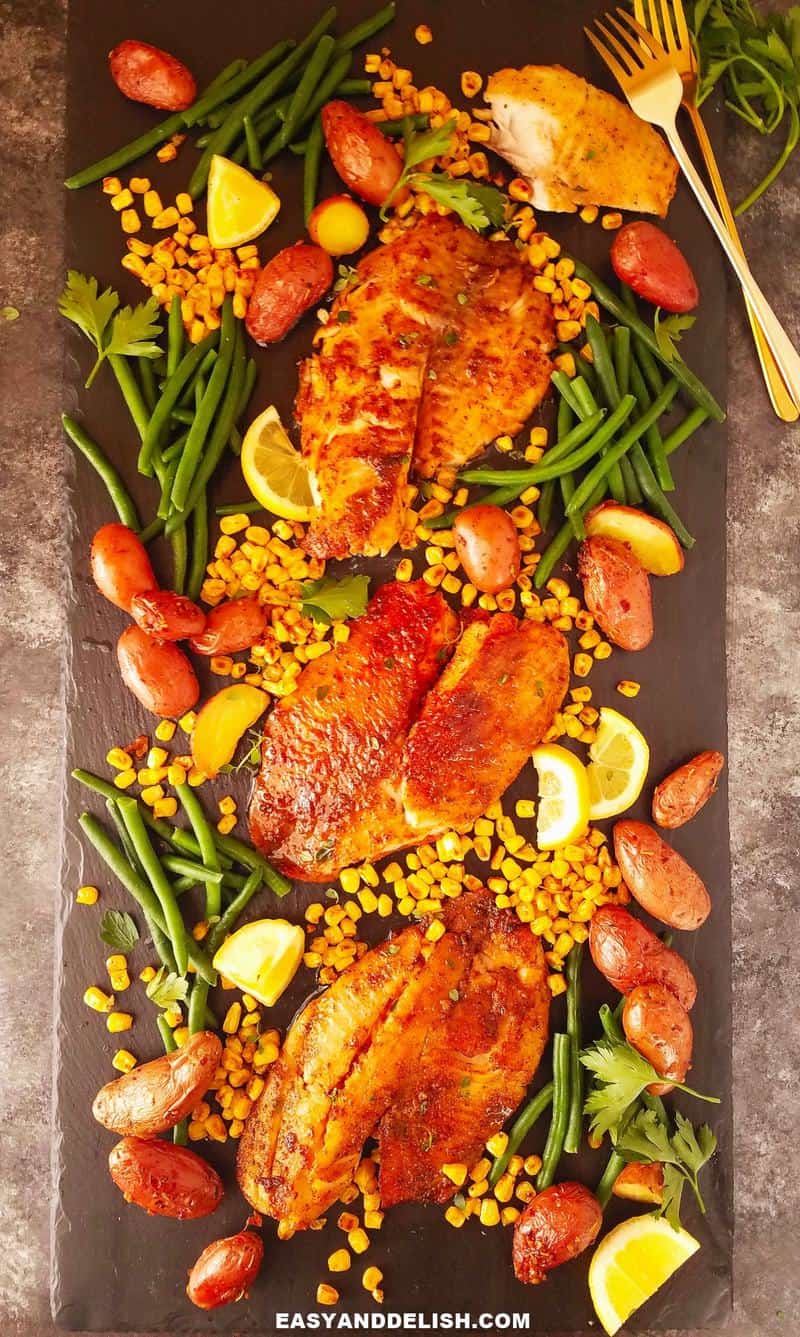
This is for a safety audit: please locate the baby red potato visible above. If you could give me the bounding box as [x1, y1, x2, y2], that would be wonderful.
[452, 505, 522, 594]
[130, 590, 206, 641]
[611, 221, 699, 313]
[187, 1231, 264, 1310]
[117, 624, 199, 718]
[90, 523, 158, 614]
[513, 1182, 603, 1284]
[108, 1136, 224, 1219]
[189, 595, 268, 656]
[109, 39, 196, 111]
[245, 242, 333, 345]
[93, 1031, 222, 1137]
[612, 1162, 665, 1204]
[578, 535, 653, 651]
[652, 750, 725, 829]
[588, 905, 697, 1010]
[584, 502, 684, 577]
[307, 195, 370, 256]
[623, 981, 694, 1095]
[321, 100, 403, 206]
[613, 819, 711, 930]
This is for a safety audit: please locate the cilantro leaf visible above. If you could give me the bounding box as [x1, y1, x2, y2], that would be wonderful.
[99, 909, 140, 953]
[58, 271, 162, 388]
[401, 115, 458, 173]
[581, 1038, 719, 1142]
[145, 966, 189, 1009]
[300, 573, 370, 626]
[661, 1164, 687, 1232]
[616, 1105, 718, 1230]
[409, 174, 509, 232]
[654, 309, 697, 362]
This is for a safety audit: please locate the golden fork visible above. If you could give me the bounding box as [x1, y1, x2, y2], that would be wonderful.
[633, 0, 798, 421]
[586, 8, 800, 412]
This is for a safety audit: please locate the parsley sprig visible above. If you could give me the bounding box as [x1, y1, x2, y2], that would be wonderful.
[58, 270, 162, 388]
[145, 966, 189, 1009]
[99, 909, 139, 953]
[301, 573, 370, 626]
[617, 1106, 718, 1231]
[382, 118, 509, 233]
[581, 1036, 719, 1142]
[654, 309, 696, 362]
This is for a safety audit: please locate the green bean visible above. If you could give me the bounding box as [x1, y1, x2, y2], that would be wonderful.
[289, 138, 309, 155]
[266, 36, 337, 161]
[536, 1032, 572, 1190]
[198, 58, 249, 106]
[243, 115, 263, 171]
[278, 53, 354, 154]
[629, 359, 674, 492]
[78, 813, 216, 984]
[138, 356, 158, 414]
[138, 517, 165, 545]
[425, 484, 528, 533]
[571, 260, 725, 422]
[304, 117, 325, 225]
[533, 481, 608, 589]
[216, 500, 264, 517]
[551, 369, 583, 417]
[564, 946, 584, 1156]
[184, 42, 296, 128]
[460, 411, 606, 487]
[161, 430, 189, 463]
[375, 113, 430, 136]
[61, 415, 140, 529]
[215, 832, 290, 897]
[337, 78, 372, 95]
[138, 331, 219, 476]
[583, 318, 627, 503]
[65, 112, 184, 189]
[72, 769, 234, 868]
[487, 1083, 554, 1188]
[189, 9, 338, 198]
[466, 401, 635, 489]
[628, 442, 695, 548]
[663, 405, 709, 456]
[156, 456, 179, 521]
[170, 523, 188, 594]
[228, 357, 257, 459]
[109, 355, 151, 442]
[596, 1149, 626, 1208]
[170, 407, 194, 427]
[206, 871, 263, 957]
[117, 798, 192, 975]
[334, 2, 396, 54]
[161, 855, 224, 886]
[188, 978, 210, 1038]
[566, 381, 680, 516]
[105, 798, 179, 973]
[164, 296, 183, 383]
[178, 348, 218, 408]
[612, 326, 631, 399]
[164, 324, 246, 530]
[171, 298, 236, 511]
[176, 782, 220, 911]
[599, 1002, 625, 1044]
[187, 492, 208, 602]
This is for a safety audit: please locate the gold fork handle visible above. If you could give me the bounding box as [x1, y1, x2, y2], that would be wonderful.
[686, 103, 799, 422]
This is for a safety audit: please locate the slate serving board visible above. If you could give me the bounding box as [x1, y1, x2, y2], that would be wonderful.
[53, 0, 733, 1329]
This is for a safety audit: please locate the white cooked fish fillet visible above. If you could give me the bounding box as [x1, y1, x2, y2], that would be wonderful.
[487, 65, 678, 216]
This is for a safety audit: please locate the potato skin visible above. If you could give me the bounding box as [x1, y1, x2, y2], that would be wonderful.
[589, 905, 697, 1010]
[614, 819, 711, 930]
[189, 596, 268, 656]
[652, 750, 725, 829]
[453, 505, 521, 594]
[513, 1182, 602, 1284]
[108, 1136, 224, 1218]
[117, 624, 200, 718]
[91, 523, 158, 614]
[93, 1031, 222, 1137]
[109, 39, 196, 111]
[623, 982, 693, 1094]
[321, 101, 403, 206]
[611, 221, 699, 314]
[578, 535, 653, 651]
[130, 590, 206, 641]
[245, 242, 333, 345]
[187, 1232, 264, 1310]
[613, 1161, 664, 1204]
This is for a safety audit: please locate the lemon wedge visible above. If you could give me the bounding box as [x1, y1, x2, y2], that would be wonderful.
[207, 154, 280, 248]
[531, 743, 590, 849]
[586, 706, 650, 820]
[589, 1215, 700, 1335]
[240, 406, 318, 521]
[212, 918, 305, 1008]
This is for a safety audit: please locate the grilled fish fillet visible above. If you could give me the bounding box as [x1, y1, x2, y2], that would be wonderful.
[377, 898, 551, 1207]
[487, 65, 678, 216]
[237, 892, 550, 1230]
[248, 585, 570, 880]
[297, 216, 554, 559]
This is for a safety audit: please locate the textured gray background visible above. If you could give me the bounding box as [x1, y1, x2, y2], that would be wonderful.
[0, 1, 797, 1334]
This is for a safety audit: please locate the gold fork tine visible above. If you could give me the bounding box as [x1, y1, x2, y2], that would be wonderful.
[612, 8, 667, 58]
[594, 17, 645, 74]
[646, 0, 664, 46]
[670, 0, 693, 54]
[583, 25, 636, 84]
[658, 0, 678, 51]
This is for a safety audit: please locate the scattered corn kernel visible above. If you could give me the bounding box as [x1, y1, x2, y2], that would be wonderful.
[76, 884, 99, 905]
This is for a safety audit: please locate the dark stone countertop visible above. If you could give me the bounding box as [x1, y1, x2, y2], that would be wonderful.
[0, 1, 797, 1334]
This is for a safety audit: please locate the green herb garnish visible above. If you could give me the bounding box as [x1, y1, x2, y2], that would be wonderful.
[581, 1037, 719, 1141]
[99, 909, 139, 953]
[58, 271, 161, 388]
[300, 573, 370, 625]
[145, 967, 189, 1009]
[617, 1106, 718, 1231]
